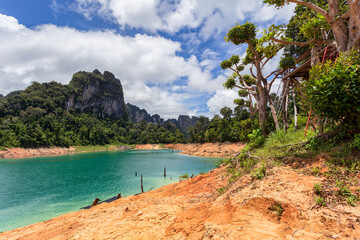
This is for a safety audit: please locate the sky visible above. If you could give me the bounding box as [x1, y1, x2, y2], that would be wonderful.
[0, 0, 295, 119]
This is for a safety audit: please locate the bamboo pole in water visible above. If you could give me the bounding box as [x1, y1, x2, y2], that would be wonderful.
[164, 167, 166, 177]
[141, 174, 144, 193]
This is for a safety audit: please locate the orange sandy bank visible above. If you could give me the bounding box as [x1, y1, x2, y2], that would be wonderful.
[1, 163, 359, 239]
[135, 142, 245, 158]
[0, 147, 75, 159]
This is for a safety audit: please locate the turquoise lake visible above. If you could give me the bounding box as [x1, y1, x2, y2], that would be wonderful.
[0, 150, 218, 232]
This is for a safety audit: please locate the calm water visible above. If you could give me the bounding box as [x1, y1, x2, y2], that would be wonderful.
[0, 150, 218, 232]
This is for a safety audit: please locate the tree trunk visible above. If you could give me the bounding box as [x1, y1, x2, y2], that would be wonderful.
[268, 97, 280, 132]
[258, 90, 268, 135]
[317, 116, 324, 134]
[283, 87, 289, 132]
[293, 88, 298, 131]
[311, 46, 321, 65]
[348, 2, 360, 50]
[248, 95, 254, 120]
[331, 21, 349, 51]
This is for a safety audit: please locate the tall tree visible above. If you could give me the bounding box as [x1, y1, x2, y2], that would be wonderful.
[264, 0, 359, 52]
[221, 22, 282, 134]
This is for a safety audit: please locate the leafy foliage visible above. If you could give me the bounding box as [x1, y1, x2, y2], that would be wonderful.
[305, 50, 360, 129]
[0, 81, 186, 148]
[225, 22, 257, 45]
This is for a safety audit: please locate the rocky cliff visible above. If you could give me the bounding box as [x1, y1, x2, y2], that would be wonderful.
[67, 70, 128, 120]
[127, 103, 198, 136]
[126, 103, 163, 124]
[164, 115, 198, 137]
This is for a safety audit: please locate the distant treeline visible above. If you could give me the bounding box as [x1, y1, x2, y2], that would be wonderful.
[0, 80, 265, 148]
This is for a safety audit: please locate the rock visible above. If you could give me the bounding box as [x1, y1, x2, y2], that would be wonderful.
[126, 103, 163, 124]
[67, 70, 128, 120]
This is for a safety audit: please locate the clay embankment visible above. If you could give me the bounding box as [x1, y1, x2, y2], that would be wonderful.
[2, 161, 360, 240]
[0, 147, 75, 159]
[136, 143, 245, 158]
[0, 142, 243, 159]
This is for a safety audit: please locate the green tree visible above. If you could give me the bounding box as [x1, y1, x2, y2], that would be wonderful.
[264, 0, 359, 52]
[221, 22, 282, 134]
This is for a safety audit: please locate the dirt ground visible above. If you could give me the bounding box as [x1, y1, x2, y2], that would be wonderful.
[2, 161, 360, 240]
[135, 142, 245, 158]
[0, 147, 75, 159]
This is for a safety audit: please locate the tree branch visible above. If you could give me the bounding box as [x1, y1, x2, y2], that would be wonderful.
[268, 71, 283, 90]
[270, 37, 317, 46]
[250, 66, 256, 79]
[287, 0, 332, 23]
[265, 69, 280, 79]
[270, 37, 337, 49]
[339, 10, 350, 20]
[261, 57, 272, 70]
[234, 84, 256, 94]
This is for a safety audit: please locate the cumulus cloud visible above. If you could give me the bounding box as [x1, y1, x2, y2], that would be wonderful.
[206, 89, 238, 116]
[0, 13, 217, 118]
[69, 0, 295, 38]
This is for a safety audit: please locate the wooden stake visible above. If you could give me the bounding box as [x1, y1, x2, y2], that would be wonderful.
[141, 174, 144, 193]
[164, 167, 166, 177]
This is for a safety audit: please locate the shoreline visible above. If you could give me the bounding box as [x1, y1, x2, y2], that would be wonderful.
[2, 161, 359, 239]
[0, 142, 245, 159]
[0, 147, 76, 159]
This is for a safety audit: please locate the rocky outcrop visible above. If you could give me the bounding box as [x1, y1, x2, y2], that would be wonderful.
[126, 104, 199, 137]
[126, 103, 163, 124]
[67, 70, 128, 120]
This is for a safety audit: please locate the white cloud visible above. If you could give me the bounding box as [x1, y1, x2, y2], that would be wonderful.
[206, 89, 238, 116]
[70, 0, 295, 38]
[0, 13, 216, 119]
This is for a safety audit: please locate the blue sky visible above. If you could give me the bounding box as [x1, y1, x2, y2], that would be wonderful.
[0, 0, 295, 119]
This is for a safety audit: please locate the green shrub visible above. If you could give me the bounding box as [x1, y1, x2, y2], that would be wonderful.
[248, 129, 265, 148]
[313, 182, 323, 195]
[305, 50, 360, 129]
[179, 173, 190, 181]
[351, 134, 360, 151]
[217, 187, 226, 195]
[306, 137, 324, 151]
[314, 197, 326, 206]
[311, 167, 321, 177]
[336, 180, 352, 197]
[251, 164, 266, 180]
[347, 195, 358, 207]
[268, 201, 284, 217]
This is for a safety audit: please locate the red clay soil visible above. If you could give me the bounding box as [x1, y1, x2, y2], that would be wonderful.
[1, 163, 360, 240]
[135, 143, 245, 158]
[165, 143, 245, 158]
[0, 147, 75, 159]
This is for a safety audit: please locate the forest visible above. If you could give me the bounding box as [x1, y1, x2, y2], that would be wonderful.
[0, 0, 359, 149]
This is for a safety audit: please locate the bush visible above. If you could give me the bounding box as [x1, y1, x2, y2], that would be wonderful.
[305, 50, 360, 130]
[313, 182, 323, 195]
[248, 129, 265, 148]
[268, 201, 284, 217]
[179, 173, 189, 181]
[314, 197, 326, 206]
[251, 163, 266, 180]
[351, 134, 360, 151]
